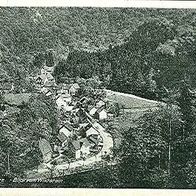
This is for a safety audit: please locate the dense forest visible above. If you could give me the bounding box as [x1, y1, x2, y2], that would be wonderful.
[1, 7, 196, 97]
[2, 7, 196, 188]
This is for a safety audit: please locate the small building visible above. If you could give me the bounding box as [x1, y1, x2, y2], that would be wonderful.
[35, 76, 43, 85]
[45, 90, 53, 97]
[88, 135, 99, 147]
[96, 100, 105, 108]
[93, 122, 105, 132]
[56, 93, 72, 109]
[80, 138, 91, 157]
[86, 127, 99, 137]
[59, 125, 72, 138]
[94, 108, 107, 121]
[62, 84, 70, 94]
[39, 138, 53, 163]
[43, 65, 54, 74]
[69, 83, 80, 95]
[72, 138, 91, 159]
[56, 95, 67, 109]
[89, 107, 97, 116]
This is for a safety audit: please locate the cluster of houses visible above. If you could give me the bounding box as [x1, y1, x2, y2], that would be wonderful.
[53, 122, 104, 160]
[51, 95, 109, 162]
[33, 64, 112, 164]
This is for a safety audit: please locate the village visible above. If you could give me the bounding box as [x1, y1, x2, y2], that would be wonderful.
[29, 63, 115, 176]
[0, 60, 159, 179]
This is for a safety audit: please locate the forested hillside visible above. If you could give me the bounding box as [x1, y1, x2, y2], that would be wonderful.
[54, 8, 196, 100]
[2, 7, 196, 188]
[1, 8, 196, 97]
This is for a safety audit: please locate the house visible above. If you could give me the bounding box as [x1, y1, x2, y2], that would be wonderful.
[35, 76, 43, 85]
[62, 84, 70, 94]
[39, 138, 53, 163]
[56, 93, 72, 110]
[86, 127, 99, 137]
[72, 138, 91, 159]
[88, 135, 100, 153]
[44, 79, 56, 88]
[40, 86, 49, 94]
[42, 65, 54, 74]
[70, 113, 80, 125]
[96, 100, 105, 108]
[59, 125, 72, 137]
[79, 123, 90, 129]
[57, 125, 73, 143]
[45, 90, 53, 97]
[69, 83, 80, 95]
[65, 105, 74, 112]
[43, 73, 56, 86]
[77, 123, 91, 137]
[56, 95, 67, 109]
[80, 138, 91, 157]
[62, 93, 72, 103]
[94, 108, 107, 121]
[93, 122, 105, 132]
[89, 107, 97, 116]
[88, 135, 99, 147]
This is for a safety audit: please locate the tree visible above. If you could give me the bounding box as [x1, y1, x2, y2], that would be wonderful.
[173, 81, 196, 188]
[117, 105, 182, 188]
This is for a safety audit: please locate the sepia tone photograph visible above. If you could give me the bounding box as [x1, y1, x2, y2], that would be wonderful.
[1, 2, 196, 190]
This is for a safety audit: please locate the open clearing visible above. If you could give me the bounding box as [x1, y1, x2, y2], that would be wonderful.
[105, 89, 163, 109]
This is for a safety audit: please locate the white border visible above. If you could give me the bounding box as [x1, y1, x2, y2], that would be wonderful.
[1, 0, 196, 195]
[0, 0, 196, 8]
[1, 188, 196, 195]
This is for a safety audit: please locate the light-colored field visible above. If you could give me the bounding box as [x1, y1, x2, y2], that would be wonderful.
[104, 90, 164, 149]
[105, 89, 163, 109]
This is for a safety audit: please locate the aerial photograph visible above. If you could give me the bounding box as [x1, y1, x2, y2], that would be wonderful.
[1, 7, 196, 188]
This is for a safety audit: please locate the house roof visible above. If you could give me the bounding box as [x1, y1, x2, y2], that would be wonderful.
[79, 97, 89, 103]
[57, 132, 68, 143]
[79, 123, 90, 129]
[72, 138, 91, 150]
[3, 93, 33, 106]
[39, 138, 52, 156]
[43, 65, 54, 72]
[69, 83, 80, 91]
[89, 107, 98, 116]
[96, 107, 107, 114]
[80, 138, 91, 148]
[60, 126, 72, 133]
[62, 92, 71, 98]
[96, 100, 105, 108]
[45, 91, 53, 97]
[35, 74, 47, 81]
[56, 93, 71, 100]
[44, 80, 56, 87]
[88, 135, 99, 146]
[86, 127, 99, 137]
[72, 83, 80, 89]
[93, 122, 105, 132]
[62, 84, 71, 90]
[72, 140, 80, 150]
[62, 124, 74, 132]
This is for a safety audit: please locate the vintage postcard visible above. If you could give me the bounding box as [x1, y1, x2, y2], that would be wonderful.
[1, 0, 196, 195]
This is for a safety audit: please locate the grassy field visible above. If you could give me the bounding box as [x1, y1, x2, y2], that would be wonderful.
[104, 90, 163, 150]
[105, 89, 163, 109]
